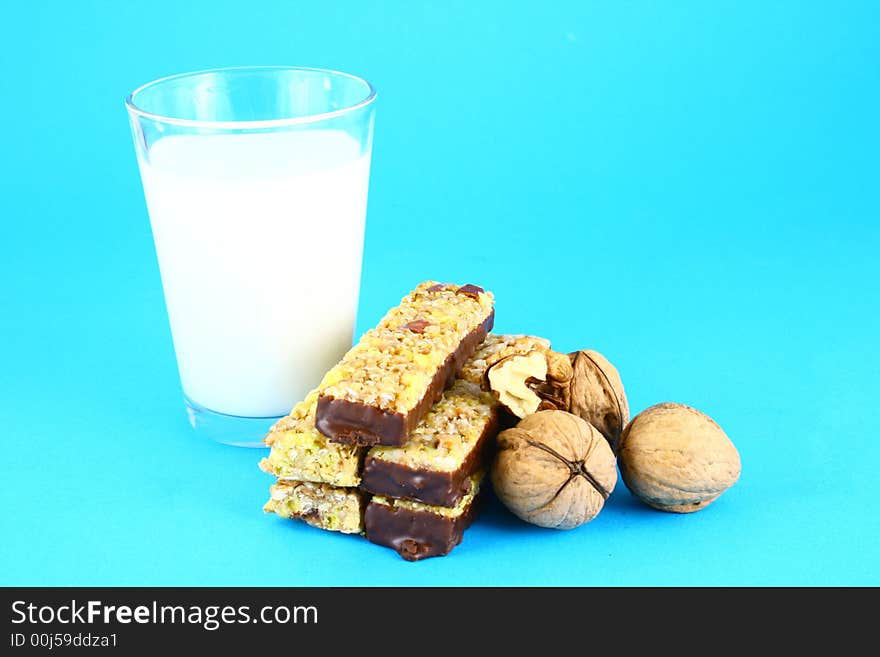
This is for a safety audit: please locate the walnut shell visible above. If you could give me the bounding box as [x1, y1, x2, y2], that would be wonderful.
[491, 410, 617, 529]
[568, 350, 629, 451]
[618, 403, 741, 513]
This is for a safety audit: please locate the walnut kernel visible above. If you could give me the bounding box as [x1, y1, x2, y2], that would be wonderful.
[486, 351, 547, 418]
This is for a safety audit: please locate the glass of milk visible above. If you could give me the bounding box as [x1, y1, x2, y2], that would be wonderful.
[125, 67, 376, 446]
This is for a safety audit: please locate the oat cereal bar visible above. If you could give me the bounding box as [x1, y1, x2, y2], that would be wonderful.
[361, 380, 498, 507]
[264, 480, 366, 534]
[316, 281, 495, 447]
[364, 472, 483, 561]
[259, 389, 364, 487]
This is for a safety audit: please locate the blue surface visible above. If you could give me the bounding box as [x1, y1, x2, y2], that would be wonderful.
[1, 1, 878, 586]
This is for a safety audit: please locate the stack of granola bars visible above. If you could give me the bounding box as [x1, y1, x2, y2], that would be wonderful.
[259, 281, 548, 560]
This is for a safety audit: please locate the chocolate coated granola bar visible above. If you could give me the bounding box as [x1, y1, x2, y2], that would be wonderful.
[364, 472, 483, 560]
[264, 480, 366, 534]
[316, 281, 495, 447]
[361, 380, 497, 506]
[259, 389, 364, 487]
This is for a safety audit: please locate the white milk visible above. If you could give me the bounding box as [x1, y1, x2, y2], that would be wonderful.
[138, 130, 370, 417]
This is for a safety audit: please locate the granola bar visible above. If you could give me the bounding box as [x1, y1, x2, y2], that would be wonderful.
[264, 480, 366, 534]
[316, 281, 495, 446]
[259, 389, 363, 487]
[364, 472, 483, 561]
[360, 380, 498, 507]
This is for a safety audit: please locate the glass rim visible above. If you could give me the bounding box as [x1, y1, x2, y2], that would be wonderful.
[124, 65, 377, 129]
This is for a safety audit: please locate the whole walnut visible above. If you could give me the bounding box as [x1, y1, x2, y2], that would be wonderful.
[567, 350, 629, 450]
[486, 348, 629, 449]
[491, 410, 617, 529]
[618, 403, 741, 513]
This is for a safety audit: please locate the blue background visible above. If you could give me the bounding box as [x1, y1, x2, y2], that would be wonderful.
[1, 1, 877, 586]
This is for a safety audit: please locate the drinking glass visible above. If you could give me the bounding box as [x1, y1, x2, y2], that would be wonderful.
[126, 66, 376, 446]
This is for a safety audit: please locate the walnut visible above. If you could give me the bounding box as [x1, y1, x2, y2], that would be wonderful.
[567, 351, 629, 450]
[617, 403, 741, 513]
[486, 348, 629, 450]
[490, 410, 617, 529]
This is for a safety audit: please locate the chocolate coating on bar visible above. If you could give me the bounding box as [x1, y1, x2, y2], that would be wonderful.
[360, 412, 498, 507]
[317, 311, 495, 446]
[364, 496, 480, 561]
[315, 397, 403, 447]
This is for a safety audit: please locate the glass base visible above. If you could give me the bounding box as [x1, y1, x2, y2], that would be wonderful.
[184, 397, 280, 447]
